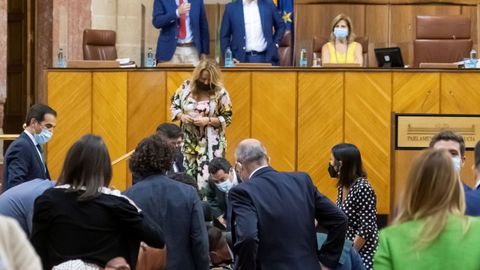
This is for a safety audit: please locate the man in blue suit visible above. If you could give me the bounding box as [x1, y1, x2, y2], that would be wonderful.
[430, 130, 480, 216]
[3, 104, 57, 191]
[152, 0, 209, 64]
[229, 139, 348, 270]
[467, 140, 480, 216]
[220, 0, 285, 65]
[125, 134, 209, 270]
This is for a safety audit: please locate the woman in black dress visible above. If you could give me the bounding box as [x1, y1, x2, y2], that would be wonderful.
[328, 143, 378, 269]
[31, 135, 164, 270]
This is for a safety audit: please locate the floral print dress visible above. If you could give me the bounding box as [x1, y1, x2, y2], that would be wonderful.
[171, 80, 233, 189]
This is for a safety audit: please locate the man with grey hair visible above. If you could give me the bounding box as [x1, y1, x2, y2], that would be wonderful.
[229, 139, 348, 270]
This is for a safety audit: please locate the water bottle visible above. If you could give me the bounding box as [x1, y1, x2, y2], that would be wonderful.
[299, 49, 307, 67]
[470, 49, 478, 68]
[146, 48, 154, 67]
[225, 47, 234, 67]
[56, 48, 65, 68]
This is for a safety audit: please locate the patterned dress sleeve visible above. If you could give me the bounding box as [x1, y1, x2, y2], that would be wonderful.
[216, 88, 233, 129]
[355, 182, 378, 240]
[171, 81, 187, 121]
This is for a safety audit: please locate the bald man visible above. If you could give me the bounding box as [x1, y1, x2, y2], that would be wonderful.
[229, 139, 347, 270]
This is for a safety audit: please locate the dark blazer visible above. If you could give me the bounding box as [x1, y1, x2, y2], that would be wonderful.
[464, 184, 480, 216]
[31, 188, 164, 270]
[220, 0, 285, 64]
[229, 167, 347, 270]
[3, 132, 50, 191]
[152, 0, 209, 62]
[124, 174, 210, 270]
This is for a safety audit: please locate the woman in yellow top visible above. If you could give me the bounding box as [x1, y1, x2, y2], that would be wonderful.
[322, 14, 363, 66]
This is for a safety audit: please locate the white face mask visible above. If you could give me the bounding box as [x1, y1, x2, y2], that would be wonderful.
[216, 179, 234, 193]
[452, 156, 462, 173]
[34, 128, 53, 145]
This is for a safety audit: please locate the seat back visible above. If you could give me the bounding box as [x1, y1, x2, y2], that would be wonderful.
[83, 29, 118, 60]
[414, 15, 472, 67]
[312, 36, 368, 66]
[278, 30, 293, 66]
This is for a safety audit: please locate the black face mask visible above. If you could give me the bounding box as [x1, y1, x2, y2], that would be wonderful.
[196, 80, 214, 92]
[328, 163, 338, 178]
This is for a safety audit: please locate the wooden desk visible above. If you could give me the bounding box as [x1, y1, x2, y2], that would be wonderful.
[46, 67, 480, 214]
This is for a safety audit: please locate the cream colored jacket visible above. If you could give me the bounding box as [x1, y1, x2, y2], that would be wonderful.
[0, 215, 41, 270]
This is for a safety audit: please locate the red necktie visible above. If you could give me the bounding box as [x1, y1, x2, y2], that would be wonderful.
[178, 0, 186, 39]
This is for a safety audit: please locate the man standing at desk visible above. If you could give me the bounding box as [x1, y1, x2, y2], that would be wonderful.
[152, 0, 209, 64]
[220, 0, 285, 65]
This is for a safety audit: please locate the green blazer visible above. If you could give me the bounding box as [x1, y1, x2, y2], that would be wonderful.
[374, 215, 480, 270]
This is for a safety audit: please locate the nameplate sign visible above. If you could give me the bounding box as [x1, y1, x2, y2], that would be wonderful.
[395, 114, 480, 149]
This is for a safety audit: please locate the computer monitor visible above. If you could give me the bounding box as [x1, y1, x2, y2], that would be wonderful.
[375, 47, 405, 68]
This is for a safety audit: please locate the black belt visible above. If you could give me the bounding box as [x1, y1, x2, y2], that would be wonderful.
[245, 50, 266, 56]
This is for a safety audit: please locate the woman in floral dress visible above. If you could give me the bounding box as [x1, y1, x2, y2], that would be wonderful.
[171, 60, 233, 190]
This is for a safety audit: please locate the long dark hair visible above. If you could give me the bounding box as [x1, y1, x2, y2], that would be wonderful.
[331, 143, 366, 187]
[57, 134, 112, 200]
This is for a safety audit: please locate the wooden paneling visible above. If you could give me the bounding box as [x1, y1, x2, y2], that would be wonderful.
[251, 72, 296, 171]
[126, 72, 167, 186]
[298, 72, 343, 201]
[365, 5, 389, 67]
[345, 72, 392, 214]
[166, 71, 192, 120]
[223, 71, 251, 164]
[92, 72, 128, 190]
[47, 72, 92, 180]
[393, 72, 440, 113]
[294, 3, 477, 67]
[441, 73, 480, 113]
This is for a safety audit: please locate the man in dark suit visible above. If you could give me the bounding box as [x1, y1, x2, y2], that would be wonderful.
[152, 0, 209, 64]
[156, 123, 186, 174]
[229, 139, 347, 270]
[429, 130, 480, 216]
[125, 134, 209, 270]
[220, 0, 285, 64]
[467, 139, 480, 216]
[132, 123, 185, 184]
[3, 104, 57, 191]
[205, 157, 239, 230]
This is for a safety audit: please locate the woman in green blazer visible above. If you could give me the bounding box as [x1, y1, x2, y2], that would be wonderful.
[374, 149, 480, 270]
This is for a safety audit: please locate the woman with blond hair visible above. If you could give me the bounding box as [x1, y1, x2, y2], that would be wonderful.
[322, 14, 363, 66]
[374, 149, 480, 269]
[171, 59, 233, 190]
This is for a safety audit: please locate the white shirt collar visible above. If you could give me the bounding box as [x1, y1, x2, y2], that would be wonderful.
[24, 130, 38, 146]
[475, 179, 480, 190]
[243, 0, 257, 5]
[248, 165, 268, 180]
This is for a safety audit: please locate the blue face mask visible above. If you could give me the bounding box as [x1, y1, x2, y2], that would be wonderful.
[334, 27, 348, 39]
[34, 128, 53, 145]
[216, 179, 234, 193]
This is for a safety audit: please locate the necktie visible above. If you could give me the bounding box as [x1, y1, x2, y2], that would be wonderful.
[36, 144, 46, 165]
[178, 0, 186, 39]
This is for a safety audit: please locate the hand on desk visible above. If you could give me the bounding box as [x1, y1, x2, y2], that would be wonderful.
[233, 58, 240, 64]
